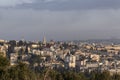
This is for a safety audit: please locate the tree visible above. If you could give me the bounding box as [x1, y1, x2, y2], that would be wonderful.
[112, 74, 120, 80]
[89, 71, 111, 80]
[18, 40, 24, 46]
[29, 55, 42, 68]
[0, 56, 10, 80]
[42, 68, 64, 80]
[9, 40, 16, 46]
[9, 62, 37, 80]
[63, 71, 86, 80]
[0, 56, 9, 69]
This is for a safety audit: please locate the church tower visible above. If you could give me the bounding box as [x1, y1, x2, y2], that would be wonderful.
[43, 36, 47, 45]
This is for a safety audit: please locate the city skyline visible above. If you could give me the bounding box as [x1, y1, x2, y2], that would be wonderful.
[0, 0, 120, 40]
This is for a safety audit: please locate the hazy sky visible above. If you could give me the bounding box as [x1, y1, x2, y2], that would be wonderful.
[0, 0, 120, 41]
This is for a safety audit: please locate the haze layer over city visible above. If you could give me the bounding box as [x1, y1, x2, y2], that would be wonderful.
[0, 0, 120, 41]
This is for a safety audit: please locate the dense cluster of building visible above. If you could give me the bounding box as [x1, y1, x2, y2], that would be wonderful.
[1, 38, 120, 74]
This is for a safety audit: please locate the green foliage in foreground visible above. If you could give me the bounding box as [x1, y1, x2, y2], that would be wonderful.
[0, 56, 120, 80]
